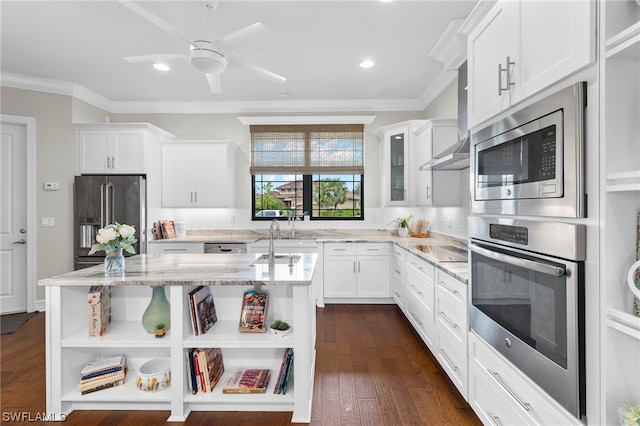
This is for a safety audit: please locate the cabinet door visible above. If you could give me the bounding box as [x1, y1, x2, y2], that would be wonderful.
[78, 132, 110, 174]
[415, 129, 434, 206]
[511, 0, 594, 104]
[111, 131, 145, 174]
[468, 1, 511, 128]
[323, 256, 357, 298]
[356, 255, 390, 298]
[161, 146, 194, 207]
[385, 130, 409, 206]
[193, 145, 230, 207]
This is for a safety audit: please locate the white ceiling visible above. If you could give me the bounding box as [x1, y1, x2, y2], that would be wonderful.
[0, 0, 477, 113]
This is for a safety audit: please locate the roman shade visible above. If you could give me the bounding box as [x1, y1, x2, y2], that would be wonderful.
[250, 124, 364, 174]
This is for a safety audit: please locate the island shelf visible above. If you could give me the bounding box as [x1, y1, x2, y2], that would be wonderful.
[40, 253, 318, 423]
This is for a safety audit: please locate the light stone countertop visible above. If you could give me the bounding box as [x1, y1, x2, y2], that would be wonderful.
[39, 253, 318, 287]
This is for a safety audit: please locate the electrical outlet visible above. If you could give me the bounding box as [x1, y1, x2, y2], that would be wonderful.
[41, 217, 55, 227]
[43, 182, 59, 191]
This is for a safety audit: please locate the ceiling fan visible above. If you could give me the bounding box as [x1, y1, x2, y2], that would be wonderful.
[119, 0, 286, 93]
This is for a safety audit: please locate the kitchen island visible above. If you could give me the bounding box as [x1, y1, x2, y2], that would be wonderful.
[39, 253, 318, 423]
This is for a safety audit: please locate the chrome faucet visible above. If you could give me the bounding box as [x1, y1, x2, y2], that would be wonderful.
[268, 219, 281, 266]
[288, 212, 296, 238]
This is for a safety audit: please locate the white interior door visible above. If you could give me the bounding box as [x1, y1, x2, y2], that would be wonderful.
[0, 121, 28, 313]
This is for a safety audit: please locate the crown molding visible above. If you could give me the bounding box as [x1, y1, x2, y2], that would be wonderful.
[1, 72, 439, 114]
[0, 72, 113, 112]
[237, 115, 377, 125]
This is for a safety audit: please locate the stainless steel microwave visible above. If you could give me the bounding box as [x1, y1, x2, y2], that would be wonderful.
[470, 83, 587, 218]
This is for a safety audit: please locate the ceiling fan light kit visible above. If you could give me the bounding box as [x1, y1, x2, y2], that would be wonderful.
[189, 40, 227, 74]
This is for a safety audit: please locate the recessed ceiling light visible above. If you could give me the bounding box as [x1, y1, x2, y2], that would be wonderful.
[360, 60, 375, 69]
[379, 0, 393, 3]
[153, 63, 170, 71]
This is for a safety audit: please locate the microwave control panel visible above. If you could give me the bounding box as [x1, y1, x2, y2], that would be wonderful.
[489, 224, 529, 245]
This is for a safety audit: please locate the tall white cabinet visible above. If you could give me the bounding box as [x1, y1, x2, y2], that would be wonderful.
[161, 141, 235, 208]
[599, 2, 640, 425]
[467, 0, 595, 127]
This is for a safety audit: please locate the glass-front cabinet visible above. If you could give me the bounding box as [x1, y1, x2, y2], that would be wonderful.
[389, 131, 407, 204]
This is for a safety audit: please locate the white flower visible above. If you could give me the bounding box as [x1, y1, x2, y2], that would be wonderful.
[96, 227, 118, 244]
[118, 224, 135, 238]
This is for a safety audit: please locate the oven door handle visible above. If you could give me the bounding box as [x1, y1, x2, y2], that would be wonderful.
[468, 243, 566, 277]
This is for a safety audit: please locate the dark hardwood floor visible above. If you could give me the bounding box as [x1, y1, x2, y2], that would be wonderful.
[1, 305, 481, 425]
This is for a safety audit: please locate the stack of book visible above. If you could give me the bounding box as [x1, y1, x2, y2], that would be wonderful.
[273, 348, 293, 394]
[79, 354, 126, 395]
[187, 286, 218, 336]
[186, 348, 224, 394]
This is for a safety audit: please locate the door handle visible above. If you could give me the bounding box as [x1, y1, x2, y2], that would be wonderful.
[469, 243, 565, 277]
[13, 239, 27, 244]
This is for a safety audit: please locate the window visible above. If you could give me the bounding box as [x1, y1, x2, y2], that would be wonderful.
[251, 125, 364, 220]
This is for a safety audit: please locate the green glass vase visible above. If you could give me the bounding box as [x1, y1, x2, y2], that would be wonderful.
[142, 286, 171, 333]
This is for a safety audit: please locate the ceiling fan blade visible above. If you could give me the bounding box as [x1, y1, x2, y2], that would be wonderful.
[119, 0, 193, 46]
[123, 54, 186, 63]
[206, 73, 222, 94]
[228, 56, 287, 84]
[215, 23, 268, 55]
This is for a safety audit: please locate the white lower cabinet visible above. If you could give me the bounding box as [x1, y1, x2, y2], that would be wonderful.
[404, 252, 436, 349]
[468, 331, 582, 426]
[391, 245, 406, 309]
[45, 283, 315, 422]
[323, 243, 390, 301]
[435, 270, 468, 399]
[148, 242, 205, 254]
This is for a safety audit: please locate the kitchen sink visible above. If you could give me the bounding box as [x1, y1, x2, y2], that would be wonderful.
[252, 254, 302, 265]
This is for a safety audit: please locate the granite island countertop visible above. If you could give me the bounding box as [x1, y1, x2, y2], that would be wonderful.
[38, 253, 318, 287]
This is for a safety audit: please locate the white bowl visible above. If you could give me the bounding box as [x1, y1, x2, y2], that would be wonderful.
[270, 326, 291, 337]
[136, 357, 171, 391]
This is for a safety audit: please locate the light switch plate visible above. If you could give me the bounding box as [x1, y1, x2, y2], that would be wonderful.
[41, 217, 55, 227]
[43, 182, 59, 191]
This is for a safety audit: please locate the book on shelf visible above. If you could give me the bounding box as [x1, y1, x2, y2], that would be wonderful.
[80, 378, 125, 395]
[80, 354, 126, 380]
[87, 285, 111, 337]
[186, 348, 224, 394]
[273, 348, 293, 394]
[238, 290, 269, 333]
[79, 370, 126, 393]
[188, 286, 217, 335]
[222, 369, 271, 394]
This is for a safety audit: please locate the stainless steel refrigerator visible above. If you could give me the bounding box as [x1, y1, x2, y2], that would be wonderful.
[74, 175, 146, 270]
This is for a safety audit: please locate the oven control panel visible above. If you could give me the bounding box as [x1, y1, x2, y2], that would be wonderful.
[489, 224, 528, 245]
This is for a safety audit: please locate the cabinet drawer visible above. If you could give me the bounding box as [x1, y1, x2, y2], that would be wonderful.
[392, 276, 405, 309]
[406, 267, 434, 309]
[405, 296, 434, 348]
[469, 360, 530, 426]
[324, 243, 356, 256]
[356, 243, 389, 256]
[469, 332, 581, 426]
[406, 252, 434, 278]
[148, 243, 204, 254]
[435, 270, 466, 306]
[436, 290, 467, 351]
[436, 326, 468, 399]
[392, 246, 405, 278]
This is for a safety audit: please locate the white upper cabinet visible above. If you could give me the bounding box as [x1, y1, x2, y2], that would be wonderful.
[76, 124, 173, 175]
[468, 0, 595, 128]
[414, 119, 462, 207]
[161, 141, 235, 208]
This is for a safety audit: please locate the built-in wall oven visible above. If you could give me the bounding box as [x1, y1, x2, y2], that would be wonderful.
[471, 82, 587, 218]
[468, 216, 586, 418]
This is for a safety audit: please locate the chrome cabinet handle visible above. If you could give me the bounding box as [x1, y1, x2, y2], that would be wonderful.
[13, 239, 27, 244]
[111, 156, 115, 168]
[487, 411, 503, 426]
[505, 56, 515, 91]
[357, 261, 361, 273]
[498, 62, 506, 95]
[439, 348, 458, 371]
[487, 369, 531, 411]
[438, 311, 458, 328]
[353, 261, 356, 273]
[106, 156, 111, 168]
[438, 280, 458, 294]
[409, 283, 422, 295]
[409, 312, 423, 327]
[190, 192, 193, 203]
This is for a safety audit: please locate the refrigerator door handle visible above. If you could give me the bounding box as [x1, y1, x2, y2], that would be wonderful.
[100, 183, 106, 227]
[105, 182, 114, 225]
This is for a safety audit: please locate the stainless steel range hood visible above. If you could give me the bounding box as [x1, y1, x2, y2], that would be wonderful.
[419, 137, 470, 170]
[419, 60, 470, 171]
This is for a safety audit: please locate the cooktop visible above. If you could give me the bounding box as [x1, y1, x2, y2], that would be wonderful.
[409, 245, 468, 263]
